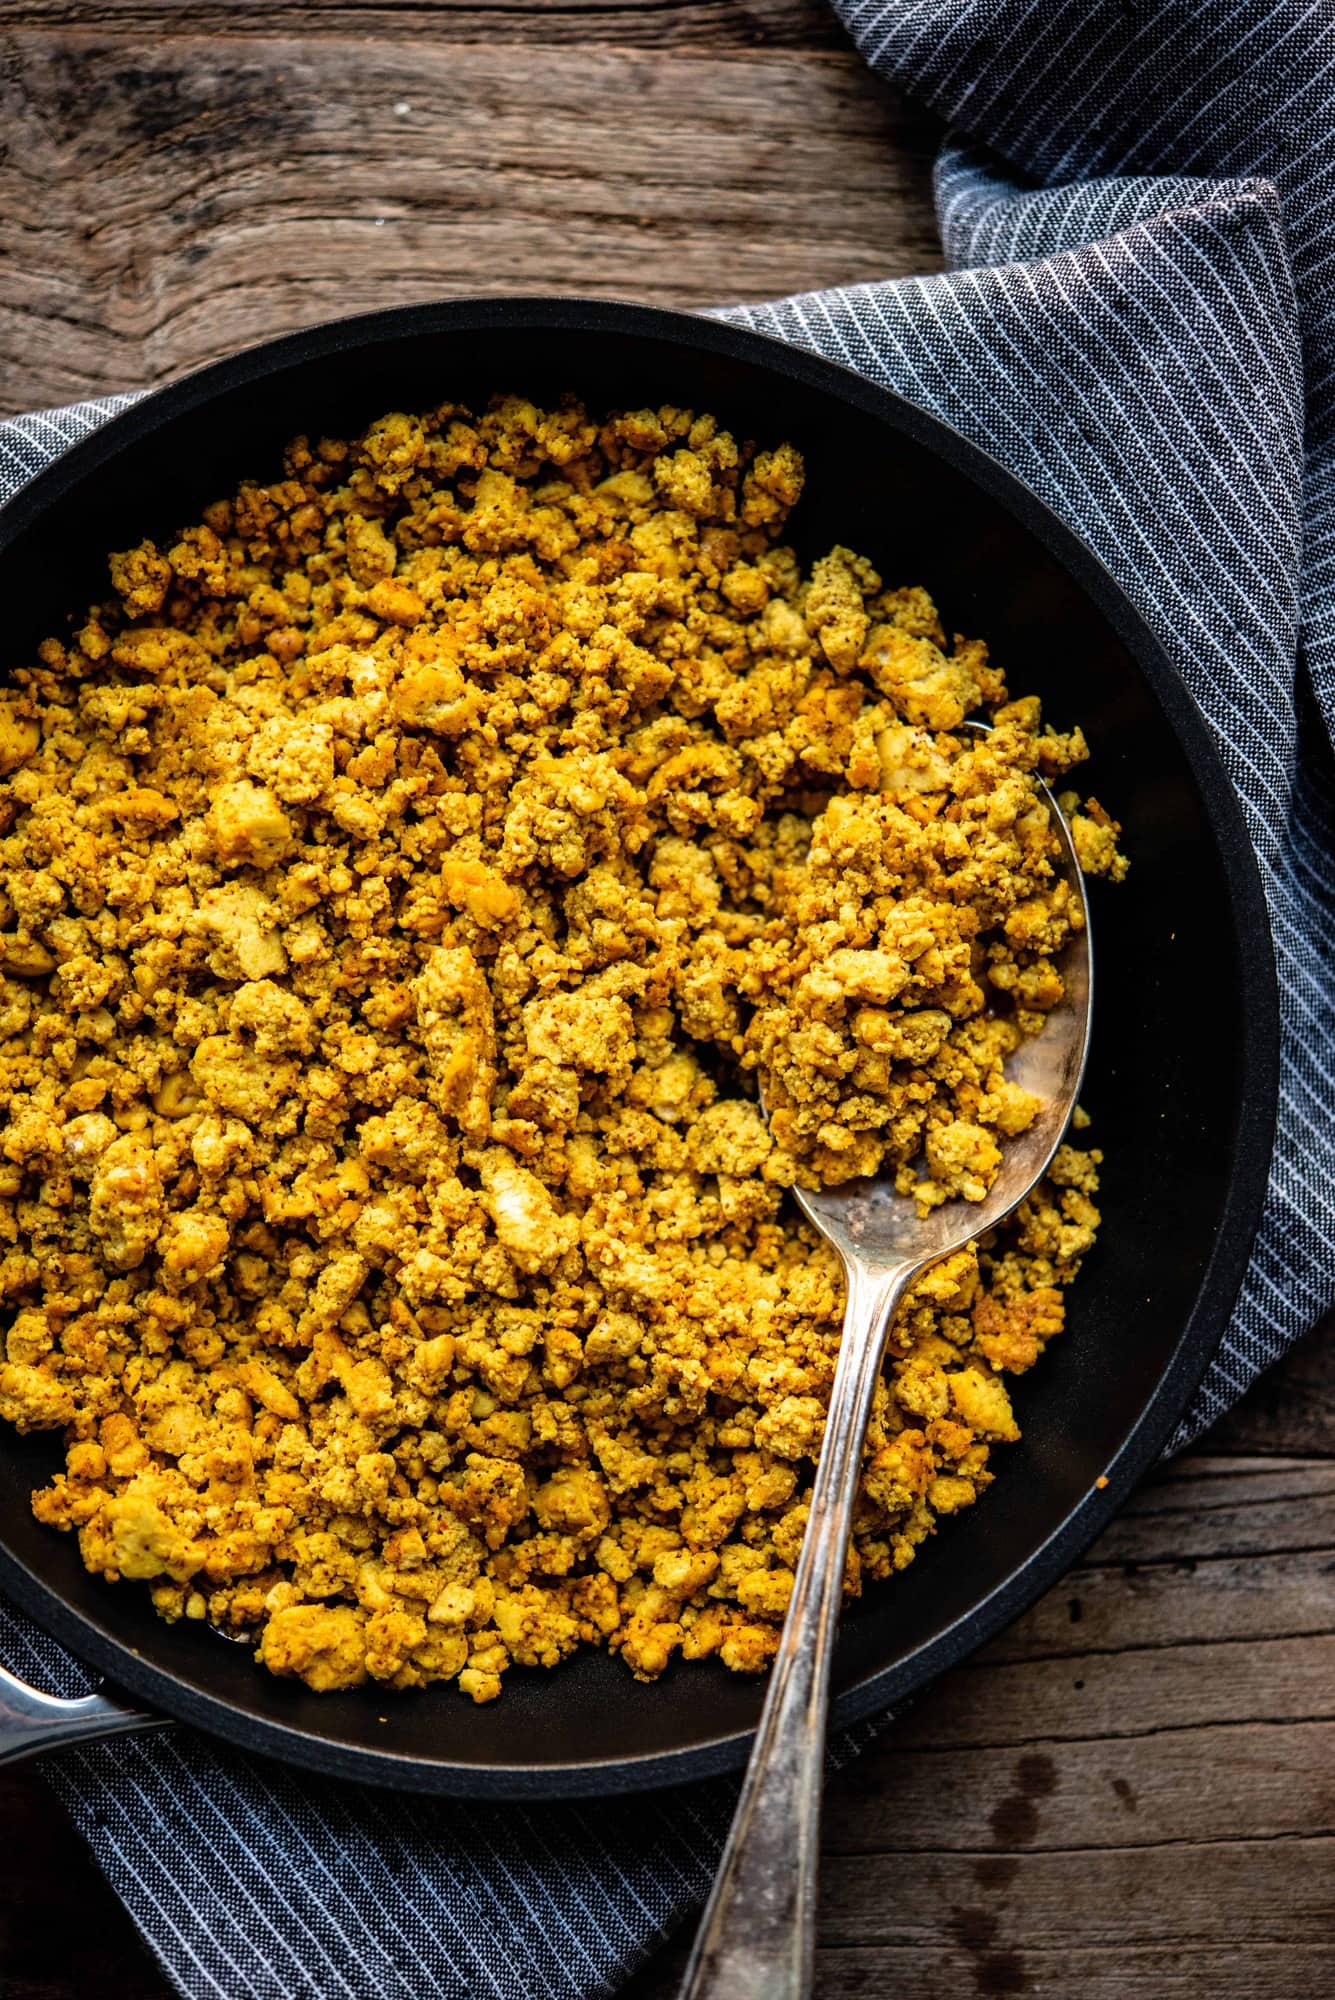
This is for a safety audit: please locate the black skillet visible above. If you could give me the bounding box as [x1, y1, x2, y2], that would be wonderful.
[0, 299, 1278, 1797]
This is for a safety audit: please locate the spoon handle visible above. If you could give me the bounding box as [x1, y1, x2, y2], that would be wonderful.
[678, 1254, 918, 2000]
[0, 1663, 170, 1766]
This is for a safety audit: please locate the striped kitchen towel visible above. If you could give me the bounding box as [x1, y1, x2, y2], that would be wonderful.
[1, 1, 1332, 1996]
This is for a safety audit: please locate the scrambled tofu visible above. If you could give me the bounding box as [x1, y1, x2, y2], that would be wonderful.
[0, 397, 1123, 1699]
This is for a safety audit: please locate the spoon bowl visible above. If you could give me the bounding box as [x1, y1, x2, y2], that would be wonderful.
[792, 766, 1093, 1268]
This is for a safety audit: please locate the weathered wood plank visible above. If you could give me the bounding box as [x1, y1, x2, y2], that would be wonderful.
[2, 0, 845, 48]
[908, 1632, 1334, 1749]
[835, 1712, 1335, 1848]
[816, 1835, 1335, 1946]
[1091, 1453, 1335, 1562]
[1211, 1314, 1335, 1458]
[0, 26, 942, 416]
[828, 1718, 1335, 1851]
[626, 1939, 1335, 2000]
[982, 1544, 1334, 1664]
[958, 1455, 1335, 1668]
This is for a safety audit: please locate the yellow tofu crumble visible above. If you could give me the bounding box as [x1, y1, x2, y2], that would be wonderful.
[0, 396, 1123, 1699]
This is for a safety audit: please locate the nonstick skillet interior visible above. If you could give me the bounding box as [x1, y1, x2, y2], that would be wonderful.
[0, 300, 1278, 1795]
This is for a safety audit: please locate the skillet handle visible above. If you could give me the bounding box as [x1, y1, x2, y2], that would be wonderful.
[0, 1660, 170, 1766]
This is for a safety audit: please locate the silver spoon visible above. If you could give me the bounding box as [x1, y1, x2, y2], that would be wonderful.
[679, 752, 1092, 2000]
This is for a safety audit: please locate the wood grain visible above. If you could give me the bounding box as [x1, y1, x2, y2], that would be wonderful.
[1212, 1316, 1335, 1457]
[0, 1, 942, 415]
[6, 0, 847, 46]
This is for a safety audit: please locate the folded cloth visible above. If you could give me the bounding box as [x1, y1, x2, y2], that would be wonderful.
[3, 2, 1334, 1995]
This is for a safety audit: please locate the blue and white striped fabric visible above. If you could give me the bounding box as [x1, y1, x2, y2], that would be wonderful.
[3, 2, 1333, 1994]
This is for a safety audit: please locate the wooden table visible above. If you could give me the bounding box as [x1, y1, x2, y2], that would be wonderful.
[1, 4, 1332, 1995]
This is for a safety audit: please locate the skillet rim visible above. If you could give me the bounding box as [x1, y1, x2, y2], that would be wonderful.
[0, 295, 1281, 1796]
